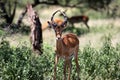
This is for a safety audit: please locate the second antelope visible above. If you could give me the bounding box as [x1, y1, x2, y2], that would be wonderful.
[60, 10, 90, 30]
[48, 10, 80, 80]
[68, 15, 90, 29]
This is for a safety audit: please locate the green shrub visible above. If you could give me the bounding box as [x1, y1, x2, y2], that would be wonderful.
[0, 36, 120, 80]
[0, 39, 54, 80]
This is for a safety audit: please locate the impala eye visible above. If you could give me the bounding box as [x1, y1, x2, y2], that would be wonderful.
[53, 23, 57, 27]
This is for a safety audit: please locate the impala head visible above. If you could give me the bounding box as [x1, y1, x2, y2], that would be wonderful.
[48, 10, 67, 39]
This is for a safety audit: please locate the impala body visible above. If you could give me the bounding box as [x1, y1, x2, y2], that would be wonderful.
[48, 10, 80, 80]
[68, 15, 89, 29]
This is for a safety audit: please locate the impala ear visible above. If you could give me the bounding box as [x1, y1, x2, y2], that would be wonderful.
[47, 21, 52, 28]
[61, 20, 67, 28]
[47, 21, 58, 28]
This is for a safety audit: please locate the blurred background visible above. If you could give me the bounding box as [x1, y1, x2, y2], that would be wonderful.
[0, 0, 120, 48]
[0, 0, 120, 80]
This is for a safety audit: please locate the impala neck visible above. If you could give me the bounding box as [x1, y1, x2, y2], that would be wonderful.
[56, 38, 63, 54]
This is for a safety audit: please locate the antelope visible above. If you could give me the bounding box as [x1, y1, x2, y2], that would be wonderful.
[68, 15, 90, 29]
[48, 10, 80, 80]
[26, 4, 43, 55]
[60, 10, 90, 30]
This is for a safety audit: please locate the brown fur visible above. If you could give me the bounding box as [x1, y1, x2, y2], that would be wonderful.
[48, 10, 80, 80]
[60, 10, 90, 29]
[68, 15, 90, 29]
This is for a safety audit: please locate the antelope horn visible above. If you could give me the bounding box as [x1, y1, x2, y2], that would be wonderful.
[51, 10, 61, 23]
[59, 10, 67, 26]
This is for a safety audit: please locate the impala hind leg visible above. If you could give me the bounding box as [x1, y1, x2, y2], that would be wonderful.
[68, 59, 72, 80]
[54, 54, 59, 80]
[75, 47, 80, 80]
[63, 59, 67, 80]
[84, 22, 90, 30]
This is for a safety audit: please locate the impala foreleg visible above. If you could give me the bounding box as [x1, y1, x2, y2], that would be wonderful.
[68, 59, 72, 80]
[64, 60, 67, 80]
[64, 58, 72, 80]
[54, 54, 59, 80]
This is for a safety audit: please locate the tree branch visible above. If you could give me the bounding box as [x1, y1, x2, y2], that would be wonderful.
[11, 0, 17, 23]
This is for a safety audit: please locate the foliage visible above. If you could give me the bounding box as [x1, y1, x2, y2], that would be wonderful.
[0, 35, 120, 80]
[0, 29, 5, 37]
[0, 39, 54, 80]
[0, 0, 17, 24]
[64, 26, 89, 36]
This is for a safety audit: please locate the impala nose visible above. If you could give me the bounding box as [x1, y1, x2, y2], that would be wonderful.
[56, 35, 61, 40]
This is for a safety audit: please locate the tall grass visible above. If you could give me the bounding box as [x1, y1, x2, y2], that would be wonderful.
[0, 35, 120, 80]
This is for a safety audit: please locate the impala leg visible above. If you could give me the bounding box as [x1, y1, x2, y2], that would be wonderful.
[64, 58, 72, 80]
[75, 57, 80, 80]
[54, 54, 59, 80]
[68, 59, 72, 80]
[84, 22, 90, 30]
[75, 47, 80, 80]
[64, 60, 67, 80]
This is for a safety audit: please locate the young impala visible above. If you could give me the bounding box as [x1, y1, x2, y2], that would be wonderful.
[48, 10, 80, 80]
[27, 4, 43, 55]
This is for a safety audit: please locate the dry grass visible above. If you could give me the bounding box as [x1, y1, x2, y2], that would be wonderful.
[7, 7, 120, 49]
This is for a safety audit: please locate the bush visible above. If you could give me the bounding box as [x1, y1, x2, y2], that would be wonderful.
[0, 36, 120, 80]
[0, 39, 54, 80]
[80, 35, 120, 80]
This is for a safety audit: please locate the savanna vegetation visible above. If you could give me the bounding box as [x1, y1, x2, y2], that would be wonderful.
[0, 35, 120, 80]
[0, 0, 120, 80]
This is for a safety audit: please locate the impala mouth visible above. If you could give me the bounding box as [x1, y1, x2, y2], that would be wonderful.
[56, 35, 61, 40]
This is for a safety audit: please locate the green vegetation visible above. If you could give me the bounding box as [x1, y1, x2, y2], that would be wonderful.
[0, 0, 120, 80]
[0, 29, 4, 36]
[0, 35, 120, 80]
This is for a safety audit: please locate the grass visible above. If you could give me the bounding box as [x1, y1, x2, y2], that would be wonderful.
[1, 20, 120, 50]
[1, 1, 120, 79]
[1, 18, 120, 80]
[0, 35, 120, 80]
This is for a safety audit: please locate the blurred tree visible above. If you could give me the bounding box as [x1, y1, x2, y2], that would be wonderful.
[0, 0, 17, 26]
[84, 0, 112, 11]
[17, 0, 113, 25]
[0, 0, 114, 26]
